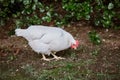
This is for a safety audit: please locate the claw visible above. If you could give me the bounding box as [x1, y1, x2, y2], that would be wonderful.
[54, 57, 65, 60]
[41, 58, 52, 61]
[41, 54, 53, 61]
[51, 53, 65, 60]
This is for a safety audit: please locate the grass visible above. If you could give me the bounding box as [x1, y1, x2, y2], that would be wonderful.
[0, 46, 119, 80]
[1, 59, 95, 80]
[20, 59, 94, 80]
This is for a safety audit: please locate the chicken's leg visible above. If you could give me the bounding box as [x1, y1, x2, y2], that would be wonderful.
[41, 54, 52, 61]
[51, 52, 65, 60]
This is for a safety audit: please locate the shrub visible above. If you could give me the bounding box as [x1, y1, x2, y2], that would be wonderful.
[0, 0, 120, 28]
[62, 0, 93, 20]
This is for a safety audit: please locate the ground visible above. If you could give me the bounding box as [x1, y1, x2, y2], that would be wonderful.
[0, 21, 120, 80]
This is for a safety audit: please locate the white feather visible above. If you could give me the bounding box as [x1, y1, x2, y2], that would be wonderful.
[15, 25, 76, 55]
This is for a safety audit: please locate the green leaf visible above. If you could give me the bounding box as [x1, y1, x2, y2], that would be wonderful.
[15, 19, 22, 27]
[42, 16, 51, 22]
[32, 4, 36, 10]
[23, 0, 32, 5]
[108, 3, 114, 10]
[34, 0, 38, 3]
[11, 0, 15, 3]
[46, 12, 51, 17]
[85, 15, 90, 20]
[95, 20, 100, 26]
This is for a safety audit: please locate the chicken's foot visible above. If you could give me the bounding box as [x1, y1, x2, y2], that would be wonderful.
[51, 52, 65, 60]
[41, 54, 53, 61]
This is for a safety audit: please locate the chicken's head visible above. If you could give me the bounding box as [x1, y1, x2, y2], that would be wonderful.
[71, 40, 79, 49]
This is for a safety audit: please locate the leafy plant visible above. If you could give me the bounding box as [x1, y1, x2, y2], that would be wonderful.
[55, 18, 68, 27]
[93, 2, 116, 28]
[0, 0, 23, 26]
[42, 6, 53, 23]
[101, 10, 115, 28]
[0, 0, 119, 29]
[88, 31, 101, 45]
[62, 0, 93, 20]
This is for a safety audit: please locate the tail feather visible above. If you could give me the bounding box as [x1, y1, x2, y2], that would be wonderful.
[15, 28, 25, 36]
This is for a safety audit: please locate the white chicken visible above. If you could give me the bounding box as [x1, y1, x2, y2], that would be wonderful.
[15, 25, 79, 61]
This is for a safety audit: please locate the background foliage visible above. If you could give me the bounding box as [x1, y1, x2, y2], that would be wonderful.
[0, 0, 120, 28]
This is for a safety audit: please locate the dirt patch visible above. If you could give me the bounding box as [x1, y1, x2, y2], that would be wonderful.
[0, 22, 120, 80]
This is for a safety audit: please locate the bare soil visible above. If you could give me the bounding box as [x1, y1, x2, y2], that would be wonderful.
[0, 21, 120, 80]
